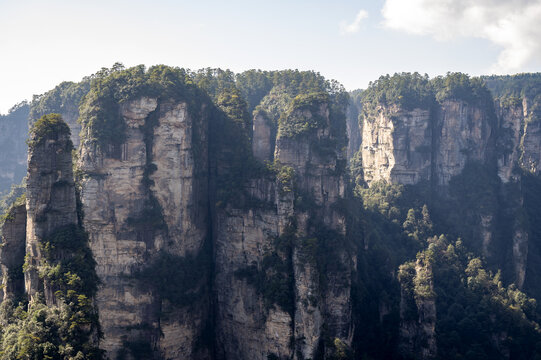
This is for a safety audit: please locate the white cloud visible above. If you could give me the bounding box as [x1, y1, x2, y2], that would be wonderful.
[381, 0, 541, 73]
[340, 10, 369, 35]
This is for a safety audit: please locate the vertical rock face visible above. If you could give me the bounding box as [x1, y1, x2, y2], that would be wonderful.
[149, 100, 210, 359]
[434, 100, 494, 185]
[275, 103, 351, 359]
[79, 97, 210, 359]
[150, 101, 209, 256]
[496, 100, 524, 182]
[513, 221, 529, 289]
[25, 117, 77, 302]
[215, 100, 353, 360]
[346, 101, 362, 161]
[0, 203, 26, 301]
[80, 96, 160, 357]
[59, 107, 82, 149]
[493, 98, 540, 290]
[361, 106, 432, 185]
[495, 96, 541, 179]
[214, 178, 293, 360]
[252, 113, 274, 162]
[520, 99, 541, 175]
[357, 99, 495, 187]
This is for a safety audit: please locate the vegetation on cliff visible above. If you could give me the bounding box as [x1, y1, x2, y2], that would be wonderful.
[3, 65, 541, 359]
[400, 235, 541, 359]
[0, 221, 102, 360]
[0, 114, 102, 360]
[359, 72, 495, 126]
[79, 64, 207, 149]
[28, 113, 73, 150]
[484, 73, 541, 124]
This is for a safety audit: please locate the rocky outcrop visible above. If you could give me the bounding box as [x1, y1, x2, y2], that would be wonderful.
[80, 96, 161, 357]
[0, 203, 26, 301]
[494, 98, 537, 289]
[361, 106, 432, 185]
[215, 100, 353, 360]
[79, 97, 210, 359]
[25, 116, 77, 303]
[512, 222, 529, 289]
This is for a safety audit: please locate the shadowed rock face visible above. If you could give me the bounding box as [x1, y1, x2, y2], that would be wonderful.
[434, 100, 494, 186]
[25, 118, 77, 303]
[0, 203, 26, 301]
[399, 259, 436, 360]
[252, 113, 274, 162]
[496, 100, 525, 183]
[216, 101, 353, 360]
[215, 104, 354, 359]
[520, 98, 541, 176]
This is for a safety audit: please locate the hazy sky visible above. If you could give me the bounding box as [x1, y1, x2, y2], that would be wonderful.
[1, 0, 540, 114]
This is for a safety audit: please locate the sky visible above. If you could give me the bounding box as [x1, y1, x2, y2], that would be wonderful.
[1, 0, 540, 114]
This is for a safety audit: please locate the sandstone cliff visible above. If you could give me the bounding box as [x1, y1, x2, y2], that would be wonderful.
[361, 105, 432, 185]
[356, 99, 495, 187]
[434, 99, 494, 186]
[0, 201, 26, 301]
[25, 114, 78, 303]
[215, 91, 353, 360]
[79, 96, 210, 359]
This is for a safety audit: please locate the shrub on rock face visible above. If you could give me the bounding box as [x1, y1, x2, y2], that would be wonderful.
[28, 113, 72, 150]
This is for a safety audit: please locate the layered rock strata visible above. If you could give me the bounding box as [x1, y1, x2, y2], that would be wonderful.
[79, 97, 210, 359]
[215, 100, 353, 359]
[361, 106, 432, 185]
[434, 100, 494, 185]
[25, 118, 77, 303]
[0, 203, 26, 301]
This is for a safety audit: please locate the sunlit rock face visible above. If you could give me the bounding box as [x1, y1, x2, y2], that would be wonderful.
[361, 105, 432, 186]
[358, 98, 496, 187]
[79, 97, 210, 359]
